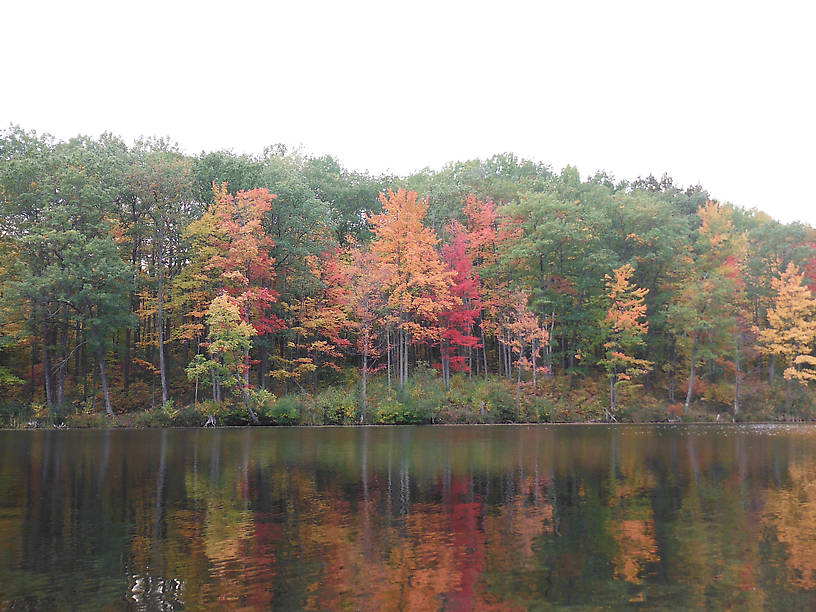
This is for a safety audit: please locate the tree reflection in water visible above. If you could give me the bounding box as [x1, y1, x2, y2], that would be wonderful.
[1, 425, 816, 609]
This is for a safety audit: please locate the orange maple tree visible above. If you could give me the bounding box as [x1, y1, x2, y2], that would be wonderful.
[599, 264, 652, 415]
[369, 188, 458, 388]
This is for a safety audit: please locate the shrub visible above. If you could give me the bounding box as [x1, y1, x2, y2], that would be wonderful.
[0, 401, 33, 428]
[213, 402, 254, 426]
[117, 381, 153, 413]
[486, 384, 516, 423]
[133, 410, 171, 428]
[527, 398, 556, 423]
[266, 395, 301, 425]
[313, 387, 359, 424]
[131, 400, 199, 427]
[171, 405, 205, 427]
[374, 398, 427, 424]
[66, 412, 109, 429]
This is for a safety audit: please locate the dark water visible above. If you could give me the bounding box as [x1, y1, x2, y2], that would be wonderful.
[1, 425, 816, 610]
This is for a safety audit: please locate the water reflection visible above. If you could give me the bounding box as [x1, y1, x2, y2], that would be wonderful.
[2, 425, 816, 609]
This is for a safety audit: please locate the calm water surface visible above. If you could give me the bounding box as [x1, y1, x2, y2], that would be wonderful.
[1, 424, 816, 610]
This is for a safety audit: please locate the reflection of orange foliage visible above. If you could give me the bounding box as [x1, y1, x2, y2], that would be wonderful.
[611, 453, 659, 585]
[286, 473, 535, 611]
[494, 475, 554, 563]
[613, 519, 659, 584]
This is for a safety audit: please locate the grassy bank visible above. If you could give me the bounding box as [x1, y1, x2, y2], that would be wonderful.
[3, 368, 814, 429]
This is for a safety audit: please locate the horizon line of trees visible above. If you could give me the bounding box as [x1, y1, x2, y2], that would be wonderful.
[2, 125, 816, 422]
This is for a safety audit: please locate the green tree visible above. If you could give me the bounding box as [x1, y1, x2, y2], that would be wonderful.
[668, 201, 746, 413]
[130, 142, 194, 406]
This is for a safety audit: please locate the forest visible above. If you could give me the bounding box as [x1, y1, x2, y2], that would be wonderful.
[1, 125, 815, 427]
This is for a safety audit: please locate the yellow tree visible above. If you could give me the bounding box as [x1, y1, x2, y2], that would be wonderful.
[369, 188, 458, 389]
[755, 262, 816, 411]
[171, 185, 225, 359]
[186, 294, 259, 424]
[599, 264, 652, 417]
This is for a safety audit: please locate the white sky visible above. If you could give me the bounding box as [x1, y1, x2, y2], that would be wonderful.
[2, 0, 815, 225]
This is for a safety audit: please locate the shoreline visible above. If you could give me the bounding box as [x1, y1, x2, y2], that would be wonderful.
[3, 419, 814, 431]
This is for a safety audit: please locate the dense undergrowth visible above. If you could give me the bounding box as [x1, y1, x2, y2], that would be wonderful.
[3, 368, 813, 429]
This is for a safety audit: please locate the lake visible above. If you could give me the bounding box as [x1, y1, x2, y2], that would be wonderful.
[1, 424, 815, 610]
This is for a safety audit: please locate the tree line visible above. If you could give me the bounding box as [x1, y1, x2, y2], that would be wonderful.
[1, 125, 815, 424]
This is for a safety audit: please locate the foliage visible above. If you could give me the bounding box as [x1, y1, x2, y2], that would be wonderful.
[265, 395, 301, 425]
[755, 263, 816, 385]
[2, 125, 816, 424]
[598, 264, 652, 414]
[186, 294, 259, 423]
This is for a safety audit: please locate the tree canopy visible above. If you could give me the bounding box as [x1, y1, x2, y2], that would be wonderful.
[2, 125, 815, 424]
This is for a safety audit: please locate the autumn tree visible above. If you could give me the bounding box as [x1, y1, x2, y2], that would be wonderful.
[669, 201, 746, 413]
[186, 294, 260, 424]
[369, 188, 458, 389]
[201, 184, 282, 394]
[320, 243, 388, 416]
[462, 194, 501, 376]
[461, 194, 523, 379]
[502, 291, 549, 418]
[439, 223, 481, 390]
[282, 253, 353, 392]
[755, 262, 816, 411]
[598, 264, 652, 417]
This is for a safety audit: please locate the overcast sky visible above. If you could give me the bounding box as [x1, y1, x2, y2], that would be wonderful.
[2, 0, 814, 224]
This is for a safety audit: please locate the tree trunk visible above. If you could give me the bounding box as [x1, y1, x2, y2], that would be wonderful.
[402, 329, 408, 387]
[387, 327, 392, 399]
[481, 323, 488, 378]
[561, 323, 567, 373]
[769, 354, 776, 388]
[259, 350, 268, 390]
[244, 345, 250, 387]
[532, 339, 537, 388]
[236, 349, 259, 425]
[668, 339, 676, 403]
[442, 340, 450, 392]
[361, 337, 368, 423]
[547, 308, 555, 378]
[669, 368, 675, 403]
[97, 344, 114, 418]
[734, 331, 741, 416]
[124, 316, 131, 395]
[75, 321, 82, 383]
[156, 234, 169, 407]
[516, 338, 523, 420]
[399, 326, 404, 389]
[505, 331, 511, 379]
[242, 387, 259, 425]
[29, 339, 37, 403]
[684, 338, 698, 415]
[786, 378, 792, 418]
[56, 310, 67, 408]
[610, 374, 616, 415]
[43, 330, 53, 410]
